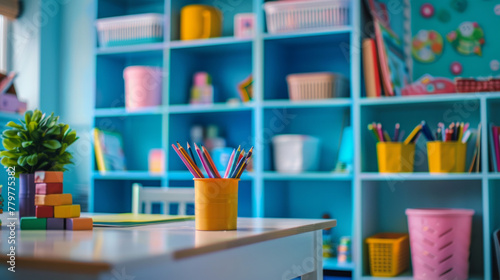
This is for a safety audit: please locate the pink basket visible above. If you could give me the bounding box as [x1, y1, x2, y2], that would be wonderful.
[406, 208, 474, 280]
[123, 66, 162, 110]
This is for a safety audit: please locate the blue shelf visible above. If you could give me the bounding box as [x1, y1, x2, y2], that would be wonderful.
[263, 172, 352, 181]
[359, 92, 500, 106]
[0, 111, 22, 120]
[263, 27, 352, 41]
[263, 99, 351, 108]
[488, 173, 500, 179]
[360, 172, 483, 181]
[94, 106, 165, 117]
[361, 273, 483, 280]
[168, 103, 254, 114]
[168, 170, 253, 180]
[92, 171, 164, 180]
[323, 258, 354, 271]
[169, 37, 252, 51]
[96, 42, 165, 56]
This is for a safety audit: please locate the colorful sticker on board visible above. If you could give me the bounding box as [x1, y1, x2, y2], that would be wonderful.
[450, 0, 467, 13]
[420, 3, 434, 18]
[412, 30, 443, 63]
[491, 60, 500, 71]
[446, 22, 485, 56]
[450, 61, 463, 75]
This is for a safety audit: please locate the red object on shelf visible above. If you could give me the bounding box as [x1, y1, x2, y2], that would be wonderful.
[455, 78, 500, 93]
[36, 205, 54, 218]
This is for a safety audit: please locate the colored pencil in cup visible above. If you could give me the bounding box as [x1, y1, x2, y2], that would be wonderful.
[231, 149, 245, 176]
[393, 123, 400, 142]
[236, 157, 251, 179]
[420, 121, 435, 141]
[171, 144, 201, 178]
[223, 149, 236, 178]
[462, 129, 472, 143]
[202, 146, 221, 178]
[367, 124, 379, 141]
[383, 130, 392, 142]
[194, 143, 213, 178]
[187, 142, 198, 167]
[404, 124, 422, 145]
[177, 142, 203, 178]
[230, 154, 247, 178]
[377, 123, 384, 142]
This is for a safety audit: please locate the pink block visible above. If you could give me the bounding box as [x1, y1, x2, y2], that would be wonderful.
[123, 66, 162, 110]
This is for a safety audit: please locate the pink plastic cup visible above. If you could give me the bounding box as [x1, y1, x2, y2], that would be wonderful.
[123, 66, 162, 110]
[406, 208, 474, 280]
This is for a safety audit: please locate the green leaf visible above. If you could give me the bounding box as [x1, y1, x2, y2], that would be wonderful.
[17, 156, 26, 166]
[0, 150, 17, 158]
[21, 141, 33, 148]
[24, 110, 33, 124]
[1, 157, 16, 167]
[31, 110, 42, 122]
[2, 129, 19, 138]
[37, 162, 49, 170]
[6, 121, 23, 130]
[46, 126, 60, 135]
[26, 154, 38, 166]
[64, 131, 77, 145]
[42, 139, 61, 150]
[28, 121, 38, 133]
[3, 138, 20, 150]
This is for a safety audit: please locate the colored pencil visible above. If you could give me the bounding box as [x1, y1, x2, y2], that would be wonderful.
[194, 143, 213, 178]
[458, 122, 464, 142]
[229, 146, 241, 176]
[445, 128, 452, 141]
[461, 130, 472, 143]
[377, 123, 385, 142]
[230, 155, 247, 178]
[202, 146, 221, 178]
[383, 130, 392, 142]
[223, 149, 236, 178]
[436, 128, 441, 141]
[171, 144, 201, 178]
[393, 123, 400, 142]
[187, 142, 198, 167]
[202, 150, 218, 178]
[236, 157, 251, 179]
[398, 130, 405, 142]
[177, 142, 203, 178]
[404, 124, 422, 145]
[463, 122, 470, 133]
[420, 121, 435, 141]
[231, 149, 245, 176]
[368, 124, 380, 141]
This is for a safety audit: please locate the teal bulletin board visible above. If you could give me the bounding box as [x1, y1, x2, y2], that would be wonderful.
[411, 0, 500, 80]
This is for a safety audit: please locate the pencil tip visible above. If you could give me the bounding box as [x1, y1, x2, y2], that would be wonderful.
[187, 142, 191, 148]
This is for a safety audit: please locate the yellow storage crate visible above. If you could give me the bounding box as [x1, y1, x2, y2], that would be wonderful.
[366, 233, 409, 277]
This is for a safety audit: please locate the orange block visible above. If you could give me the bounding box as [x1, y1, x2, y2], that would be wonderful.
[34, 171, 63, 183]
[35, 194, 72, 206]
[66, 217, 93, 230]
[54, 205, 80, 218]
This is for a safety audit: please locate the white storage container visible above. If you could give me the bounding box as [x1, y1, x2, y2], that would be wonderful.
[96, 13, 164, 47]
[264, 0, 350, 34]
[272, 135, 321, 173]
[287, 72, 349, 100]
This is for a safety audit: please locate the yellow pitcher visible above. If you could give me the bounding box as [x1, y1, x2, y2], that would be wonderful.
[181, 5, 222, 40]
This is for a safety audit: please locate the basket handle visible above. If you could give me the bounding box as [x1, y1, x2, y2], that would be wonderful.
[201, 10, 212, 39]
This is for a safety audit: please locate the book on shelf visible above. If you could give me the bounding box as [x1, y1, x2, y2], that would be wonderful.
[362, 38, 382, 98]
[490, 123, 500, 172]
[93, 128, 126, 172]
[468, 124, 481, 173]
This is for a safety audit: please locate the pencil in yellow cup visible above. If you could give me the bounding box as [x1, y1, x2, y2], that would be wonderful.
[194, 178, 238, 231]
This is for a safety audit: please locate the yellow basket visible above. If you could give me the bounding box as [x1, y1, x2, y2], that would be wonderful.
[376, 143, 415, 173]
[427, 141, 467, 173]
[366, 233, 410, 277]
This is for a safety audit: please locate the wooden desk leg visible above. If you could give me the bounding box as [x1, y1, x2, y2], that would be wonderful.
[301, 230, 323, 280]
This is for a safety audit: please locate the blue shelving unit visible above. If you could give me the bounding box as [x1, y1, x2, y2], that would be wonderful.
[90, 0, 497, 278]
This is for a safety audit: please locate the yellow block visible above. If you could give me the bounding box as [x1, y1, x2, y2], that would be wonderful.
[54, 205, 80, 218]
[427, 141, 467, 173]
[35, 194, 72, 206]
[376, 142, 415, 173]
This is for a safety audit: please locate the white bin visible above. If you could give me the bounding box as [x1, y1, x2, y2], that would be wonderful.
[272, 135, 321, 173]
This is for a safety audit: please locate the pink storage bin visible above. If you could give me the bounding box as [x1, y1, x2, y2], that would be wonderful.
[406, 208, 474, 280]
[123, 66, 162, 110]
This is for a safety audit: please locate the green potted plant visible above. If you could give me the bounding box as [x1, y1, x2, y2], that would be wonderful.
[1, 110, 79, 217]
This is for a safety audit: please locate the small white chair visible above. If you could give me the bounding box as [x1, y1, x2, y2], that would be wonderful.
[132, 183, 194, 215]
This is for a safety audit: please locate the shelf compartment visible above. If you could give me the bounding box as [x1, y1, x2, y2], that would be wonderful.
[263, 172, 352, 181]
[360, 180, 484, 278]
[264, 32, 350, 100]
[169, 42, 252, 105]
[93, 171, 164, 180]
[323, 257, 355, 271]
[95, 50, 164, 109]
[168, 103, 254, 114]
[93, 179, 161, 213]
[360, 102, 481, 172]
[94, 115, 163, 171]
[361, 172, 483, 181]
[263, 107, 350, 172]
[264, 180, 352, 243]
[169, 0, 253, 41]
[262, 99, 351, 109]
[170, 37, 253, 50]
[168, 110, 253, 172]
[359, 93, 482, 106]
[96, 42, 165, 56]
[94, 106, 165, 117]
[97, 0, 165, 19]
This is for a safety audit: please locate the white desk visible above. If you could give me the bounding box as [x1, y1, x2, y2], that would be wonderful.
[0, 218, 335, 280]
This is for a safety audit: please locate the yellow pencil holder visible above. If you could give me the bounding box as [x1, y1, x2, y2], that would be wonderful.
[427, 141, 467, 173]
[194, 178, 238, 231]
[377, 142, 415, 173]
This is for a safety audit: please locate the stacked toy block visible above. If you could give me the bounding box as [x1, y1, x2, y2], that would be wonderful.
[20, 171, 92, 231]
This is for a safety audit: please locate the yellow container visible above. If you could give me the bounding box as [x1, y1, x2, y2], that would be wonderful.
[366, 233, 410, 277]
[181, 5, 222, 41]
[194, 178, 238, 231]
[427, 141, 467, 173]
[376, 142, 415, 173]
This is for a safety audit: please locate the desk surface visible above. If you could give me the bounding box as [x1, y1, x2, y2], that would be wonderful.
[0, 218, 335, 274]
